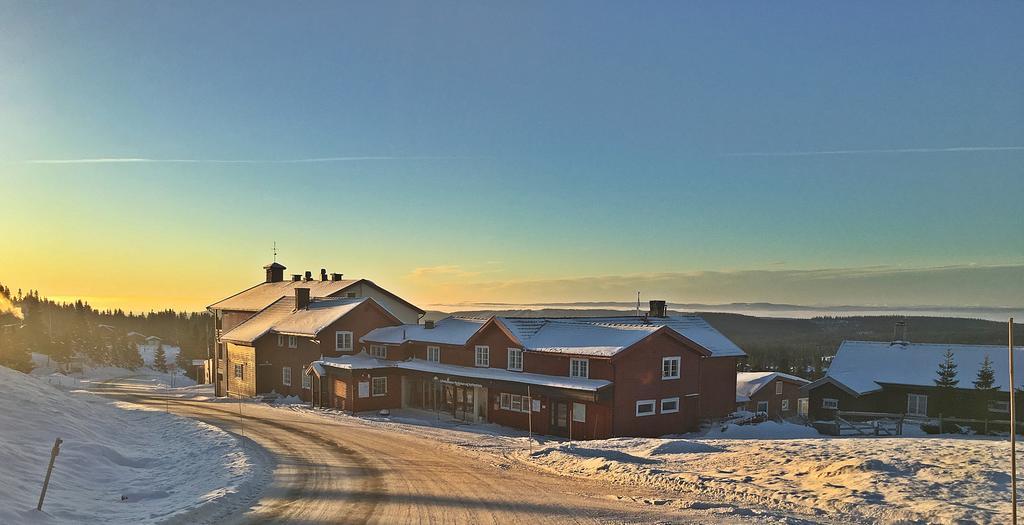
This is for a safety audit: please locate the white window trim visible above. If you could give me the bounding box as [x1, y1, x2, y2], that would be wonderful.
[288, 335, 297, 348]
[335, 331, 353, 352]
[427, 346, 441, 363]
[660, 397, 680, 414]
[662, 356, 681, 380]
[507, 348, 523, 372]
[636, 399, 656, 417]
[282, 366, 292, 386]
[907, 393, 928, 416]
[371, 376, 387, 397]
[776, 381, 783, 395]
[573, 402, 586, 422]
[277, 334, 285, 347]
[510, 395, 523, 412]
[499, 392, 511, 410]
[475, 346, 490, 367]
[989, 400, 1010, 413]
[823, 398, 839, 410]
[301, 371, 312, 390]
[369, 344, 387, 359]
[233, 364, 244, 379]
[756, 401, 769, 413]
[570, 358, 589, 379]
[781, 398, 790, 411]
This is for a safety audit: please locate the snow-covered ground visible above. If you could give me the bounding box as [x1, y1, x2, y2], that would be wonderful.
[273, 404, 1017, 524]
[136, 343, 180, 368]
[0, 365, 263, 524]
[30, 352, 194, 390]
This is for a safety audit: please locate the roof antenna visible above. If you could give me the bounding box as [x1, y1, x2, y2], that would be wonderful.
[636, 291, 641, 317]
[273, 241, 278, 262]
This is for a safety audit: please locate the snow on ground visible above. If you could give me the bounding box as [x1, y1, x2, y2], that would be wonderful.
[31, 352, 195, 391]
[275, 403, 1018, 524]
[136, 343, 180, 368]
[0, 365, 262, 524]
[526, 421, 1018, 524]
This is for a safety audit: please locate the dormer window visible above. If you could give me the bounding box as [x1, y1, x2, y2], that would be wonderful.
[335, 331, 353, 352]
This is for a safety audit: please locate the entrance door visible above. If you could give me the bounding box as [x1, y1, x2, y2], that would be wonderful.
[551, 400, 569, 435]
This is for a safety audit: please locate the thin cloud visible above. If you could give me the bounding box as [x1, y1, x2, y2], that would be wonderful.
[18, 156, 474, 165]
[724, 146, 1024, 158]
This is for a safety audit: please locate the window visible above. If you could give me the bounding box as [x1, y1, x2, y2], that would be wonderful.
[573, 402, 586, 422]
[510, 395, 523, 412]
[507, 348, 523, 371]
[233, 364, 244, 379]
[822, 398, 838, 410]
[798, 398, 809, 417]
[756, 401, 769, 413]
[427, 346, 440, 363]
[277, 335, 285, 347]
[776, 381, 783, 395]
[781, 399, 790, 411]
[335, 331, 353, 352]
[475, 346, 490, 367]
[636, 400, 656, 416]
[906, 393, 928, 416]
[288, 335, 297, 348]
[371, 376, 387, 396]
[570, 358, 589, 378]
[500, 393, 511, 410]
[661, 356, 681, 380]
[660, 397, 680, 414]
[282, 366, 292, 386]
[369, 345, 387, 359]
[989, 400, 1010, 413]
[302, 371, 311, 390]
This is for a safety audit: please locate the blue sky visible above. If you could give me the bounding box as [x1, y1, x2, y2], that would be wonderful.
[1, 2, 1022, 312]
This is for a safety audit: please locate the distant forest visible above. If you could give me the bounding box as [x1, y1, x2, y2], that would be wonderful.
[0, 284, 212, 376]
[429, 308, 1022, 380]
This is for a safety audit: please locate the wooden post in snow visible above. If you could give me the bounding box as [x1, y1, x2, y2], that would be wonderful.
[37, 437, 62, 511]
[1010, 317, 1017, 525]
[527, 385, 533, 455]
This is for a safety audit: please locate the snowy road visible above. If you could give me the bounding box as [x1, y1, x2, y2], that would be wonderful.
[97, 379, 827, 524]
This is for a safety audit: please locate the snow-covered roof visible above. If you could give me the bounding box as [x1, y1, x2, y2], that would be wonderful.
[220, 297, 379, 345]
[362, 316, 487, 346]
[575, 316, 746, 358]
[394, 359, 612, 392]
[497, 318, 661, 357]
[316, 351, 391, 371]
[207, 279, 360, 312]
[821, 340, 1024, 395]
[736, 371, 809, 399]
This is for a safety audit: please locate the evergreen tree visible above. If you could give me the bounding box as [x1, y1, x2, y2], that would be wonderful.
[973, 355, 998, 391]
[153, 343, 168, 372]
[934, 349, 959, 388]
[128, 341, 144, 370]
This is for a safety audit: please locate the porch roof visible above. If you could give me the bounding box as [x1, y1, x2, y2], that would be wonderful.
[393, 358, 613, 392]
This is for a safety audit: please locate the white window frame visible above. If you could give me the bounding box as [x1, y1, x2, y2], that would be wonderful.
[426, 346, 441, 363]
[369, 344, 387, 359]
[335, 331, 353, 352]
[756, 400, 769, 413]
[906, 393, 928, 416]
[371, 376, 387, 397]
[776, 381, 783, 395]
[277, 334, 285, 347]
[661, 356, 681, 380]
[233, 363, 244, 379]
[301, 371, 312, 389]
[660, 397, 680, 414]
[989, 399, 1010, 413]
[288, 335, 297, 348]
[798, 398, 809, 417]
[507, 348, 523, 372]
[822, 398, 839, 410]
[573, 402, 586, 422]
[570, 358, 589, 379]
[282, 366, 292, 386]
[636, 399, 656, 417]
[781, 398, 790, 411]
[475, 345, 490, 367]
[500, 392, 511, 410]
[510, 395, 523, 412]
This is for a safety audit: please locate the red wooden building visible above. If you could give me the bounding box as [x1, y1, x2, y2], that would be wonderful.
[308, 301, 746, 439]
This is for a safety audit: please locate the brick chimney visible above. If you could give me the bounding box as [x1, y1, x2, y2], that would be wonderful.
[295, 287, 310, 310]
[264, 262, 286, 283]
[330, 273, 344, 281]
[649, 300, 667, 318]
[424, 320, 435, 329]
[320, 268, 328, 281]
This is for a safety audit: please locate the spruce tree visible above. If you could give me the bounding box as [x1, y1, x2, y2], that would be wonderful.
[153, 343, 168, 372]
[973, 355, 998, 391]
[934, 349, 959, 388]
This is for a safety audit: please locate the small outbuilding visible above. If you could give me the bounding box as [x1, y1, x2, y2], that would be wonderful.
[736, 371, 810, 419]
